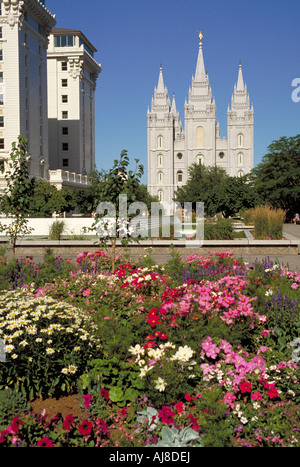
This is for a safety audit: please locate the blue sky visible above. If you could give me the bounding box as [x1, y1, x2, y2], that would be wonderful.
[48, 0, 300, 183]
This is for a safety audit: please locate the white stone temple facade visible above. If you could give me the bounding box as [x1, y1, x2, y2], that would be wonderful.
[147, 33, 254, 205]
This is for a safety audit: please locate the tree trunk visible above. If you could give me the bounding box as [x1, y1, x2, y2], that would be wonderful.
[111, 238, 116, 273]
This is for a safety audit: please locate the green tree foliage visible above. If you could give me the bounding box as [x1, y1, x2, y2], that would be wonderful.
[0, 137, 35, 256]
[252, 135, 300, 219]
[91, 150, 144, 271]
[174, 163, 257, 217]
[75, 170, 158, 216]
[28, 180, 75, 217]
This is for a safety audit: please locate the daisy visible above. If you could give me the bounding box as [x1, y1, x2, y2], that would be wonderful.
[46, 348, 55, 355]
[68, 365, 77, 374]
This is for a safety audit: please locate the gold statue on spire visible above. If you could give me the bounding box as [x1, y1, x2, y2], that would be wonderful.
[198, 31, 203, 45]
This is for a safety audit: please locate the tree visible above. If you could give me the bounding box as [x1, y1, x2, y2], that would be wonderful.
[175, 164, 228, 217]
[0, 137, 35, 256]
[91, 150, 144, 271]
[252, 135, 300, 220]
[28, 180, 76, 217]
[74, 171, 158, 216]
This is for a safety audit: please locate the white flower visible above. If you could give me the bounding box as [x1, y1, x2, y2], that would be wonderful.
[171, 345, 194, 363]
[129, 344, 144, 357]
[155, 377, 166, 392]
[68, 365, 77, 374]
[46, 348, 55, 355]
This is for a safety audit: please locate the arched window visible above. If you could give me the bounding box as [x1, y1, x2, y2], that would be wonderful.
[219, 152, 225, 159]
[177, 153, 183, 160]
[237, 170, 244, 178]
[157, 135, 164, 149]
[237, 152, 244, 166]
[157, 171, 164, 185]
[158, 190, 164, 202]
[197, 126, 204, 147]
[157, 154, 163, 167]
[196, 154, 204, 165]
[177, 170, 183, 184]
[238, 133, 244, 148]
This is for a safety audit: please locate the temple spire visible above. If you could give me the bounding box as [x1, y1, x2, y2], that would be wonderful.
[157, 63, 165, 93]
[236, 61, 245, 91]
[195, 31, 206, 82]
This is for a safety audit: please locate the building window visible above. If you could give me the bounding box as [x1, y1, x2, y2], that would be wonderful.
[0, 160, 4, 172]
[0, 72, 3, 84]
[62, 111, 68, 119]
[238, 133, 244, 147]
[177, 170, 183, 184]
[62, 95, 68, 103]
[157, 171, 164, 185]
[62, 143, 69, 151]
[237, 170, 244, 178]
[0, 116, 4, 127]
[0, 94, 4, 105]
[219, 152, 225, 159]
[177, 153, 183, 160]
[0, 28, 2, 39]
[61, 61, 68, 71]
[54, 35, 75, 48]
[62, 127, 68, 135]
[157, 154, 163, 167]
[0, 50, 3, 61]
[62, 158, 69, 167]
[61, 79, 68, 87]
[157, 135, 163, 149]
[197, 126, 204, 147]
[0, 139, 4, 149]
[237, 152, 244, 166]
[196, 154, 204, 165]
[158, 190, 163, 202]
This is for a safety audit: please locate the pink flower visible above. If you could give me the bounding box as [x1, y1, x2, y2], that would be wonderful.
[83, 288, 92, 297]
[251, 392, 263, 401]
[224, 392, 236, 408]
[206, 344, 220, 359]
[291, 283, 298, 289]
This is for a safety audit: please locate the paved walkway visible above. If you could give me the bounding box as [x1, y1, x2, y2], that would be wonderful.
[150, 224, 300, 271]
[4, 224, 300, 272]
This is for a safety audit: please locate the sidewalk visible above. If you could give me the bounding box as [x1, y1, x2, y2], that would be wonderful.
[151, 224, 300, 271]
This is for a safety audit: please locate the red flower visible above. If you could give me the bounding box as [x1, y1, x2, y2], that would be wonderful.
[78, 419, 93, 436]
[10, 416, 23, 434]
[239, 382, 252, 393]
[158, 406, 175, 425]
[264, 382, 279, 399]
[36, 436, 54, 447]
[100, 387, 109, 400]
[82, 393, 92, 408]
[62, 414, 75, 431]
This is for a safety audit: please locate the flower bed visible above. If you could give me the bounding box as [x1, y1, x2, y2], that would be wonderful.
[0, 249, 299, 447]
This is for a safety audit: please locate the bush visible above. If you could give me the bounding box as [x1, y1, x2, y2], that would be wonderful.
[48, 220, 65, 240]
[0, 290, 101, 399]
[0, 388, 30, 430]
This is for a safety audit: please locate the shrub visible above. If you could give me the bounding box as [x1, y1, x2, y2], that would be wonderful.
[0, 388, 30, 430]
[0, 290, 101, 398]
[48, 220, 65, 240]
